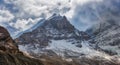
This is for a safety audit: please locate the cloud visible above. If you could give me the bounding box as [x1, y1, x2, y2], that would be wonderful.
[0, 9, 14, 23]
[4, 0, 102, 19]
[69, 0, 104, 31]
[4, 0, 70, 18]
[12, 18, 41, 31]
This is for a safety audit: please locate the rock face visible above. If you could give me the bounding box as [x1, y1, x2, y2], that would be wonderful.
[0, 26, 43, 65]
[0, 26, 18, 54]
[0, 26, 11, 41]
[17, 14, 91, 58]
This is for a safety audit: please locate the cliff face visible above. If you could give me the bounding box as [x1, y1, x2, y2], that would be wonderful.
[0, 26, 43, 65]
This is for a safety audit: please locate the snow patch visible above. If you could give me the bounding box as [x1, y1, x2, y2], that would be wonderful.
[19, 44, 42, 54]
[46, 40, 101, 56]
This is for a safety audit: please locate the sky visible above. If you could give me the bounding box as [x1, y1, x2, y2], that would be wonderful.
[0, 0, 104, 37]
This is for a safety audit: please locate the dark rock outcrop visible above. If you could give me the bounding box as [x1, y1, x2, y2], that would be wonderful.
[0, 26, 43, 65]
[0, 26, 11, 41]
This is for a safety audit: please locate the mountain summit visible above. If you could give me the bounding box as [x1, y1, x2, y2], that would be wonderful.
[46, 14, 75, 31]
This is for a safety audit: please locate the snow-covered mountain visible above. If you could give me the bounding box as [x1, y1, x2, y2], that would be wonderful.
[17, 14, 94, 58]
[86, 0, 120, 56]
[14, 0, 120, 58]
[87, 20, 120, 56]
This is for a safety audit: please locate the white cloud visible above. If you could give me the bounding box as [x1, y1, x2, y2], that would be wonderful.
[4, 0, 70, 18]
[4, 0, 102, 19]
[12, 18, 41, 31]
[0, 10, 14, 22]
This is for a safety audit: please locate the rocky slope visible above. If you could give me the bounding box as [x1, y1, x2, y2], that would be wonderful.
[0, 26, 43, 65]
[86, 0, 120, 56]
[88, 20, 120, 56]
[17, 14, 91, 58]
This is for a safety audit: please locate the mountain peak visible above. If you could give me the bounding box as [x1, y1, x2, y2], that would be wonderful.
[52, 13, 60, 17]
[48, 13, 64, 21]
[43, 14, 74, 31]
